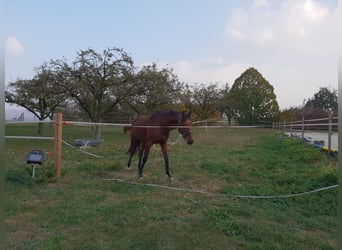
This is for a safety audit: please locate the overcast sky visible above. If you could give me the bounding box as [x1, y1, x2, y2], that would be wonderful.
[5, 0, 340, 120]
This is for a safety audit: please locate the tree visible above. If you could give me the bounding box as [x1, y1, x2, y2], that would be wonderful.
[5, 63, 67, 134]
[278, 107, 300, 122]
[305, 86, 337, 112]
[230, 67, 279, 125]
[50, 47, 136, 137]
[125, 63, 182, 115]
[185, 83, 222, 121]
[219, 83, 234, 125]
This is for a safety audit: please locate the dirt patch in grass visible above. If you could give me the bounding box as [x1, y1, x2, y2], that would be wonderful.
[6, 211, 36, 226]
[298, 228, 337, 248]
[6, 211, 52, 249]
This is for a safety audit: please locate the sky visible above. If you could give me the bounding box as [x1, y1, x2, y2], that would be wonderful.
[4, 0, 340, 120]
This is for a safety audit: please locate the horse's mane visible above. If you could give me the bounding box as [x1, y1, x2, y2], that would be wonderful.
[153, 110, 178, 115]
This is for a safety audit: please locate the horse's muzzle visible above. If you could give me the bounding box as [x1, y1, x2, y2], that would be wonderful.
[187, 139, 194, 145]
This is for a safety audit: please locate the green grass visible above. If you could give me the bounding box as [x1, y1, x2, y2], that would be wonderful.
[5, 124, 337, 249]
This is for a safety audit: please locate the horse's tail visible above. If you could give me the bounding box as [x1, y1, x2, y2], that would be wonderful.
[127, 139, 139, 155]
[123, 126, 131, 134]
[126, 141, 133, 154]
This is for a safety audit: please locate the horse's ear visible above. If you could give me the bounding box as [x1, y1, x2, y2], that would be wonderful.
[182, 110, 191, 118]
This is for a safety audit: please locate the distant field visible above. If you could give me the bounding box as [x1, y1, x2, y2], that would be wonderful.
[5, 123, 337, 249]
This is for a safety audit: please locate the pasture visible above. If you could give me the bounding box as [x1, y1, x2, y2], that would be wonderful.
[5, 123, 337, 249]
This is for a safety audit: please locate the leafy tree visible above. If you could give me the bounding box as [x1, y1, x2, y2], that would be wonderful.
[50, 47, 136, 137]
[278, 107, 300, 122]
[305, 86, 337, 112]
[126, 63, 182, 114]
[302, 105, 330, 120]
[5, 64, 67, 134]
[230, 67, 279, 125]
[219, 83, 234, 125]
[184, 83, 222, 121]
[279, 102, 333, 125]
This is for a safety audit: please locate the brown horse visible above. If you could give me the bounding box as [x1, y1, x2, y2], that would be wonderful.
[127, 110, 194, 178]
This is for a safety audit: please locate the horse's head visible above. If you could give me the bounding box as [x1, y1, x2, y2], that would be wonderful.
[178, 111, 194, 145]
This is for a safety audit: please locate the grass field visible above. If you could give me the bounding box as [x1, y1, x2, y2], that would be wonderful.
[5, 123, 337, 249]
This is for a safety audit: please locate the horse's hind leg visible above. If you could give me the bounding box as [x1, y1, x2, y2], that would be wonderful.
[138, 142, 152, 178]
[160, 142, 171, 178]
[127, 152, 133, 169]
[127, 141, 140, 169]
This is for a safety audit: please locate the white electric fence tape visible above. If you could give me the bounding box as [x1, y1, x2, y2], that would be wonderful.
[99, 178, 338, 199]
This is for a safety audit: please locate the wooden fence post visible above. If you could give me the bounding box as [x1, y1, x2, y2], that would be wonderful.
[54, 113, 62, 177]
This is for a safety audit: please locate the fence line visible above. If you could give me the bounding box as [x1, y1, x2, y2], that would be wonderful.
[281, 116, 338, 124]
[5, 136, 54, 140]
[6, 119, 268, 129]
[5, 120, 53, 124]
[5, 113, 338, 199]
[99, 177, 338, 199]
[275, 111, 338, 155]
[6, 112, 338, 178]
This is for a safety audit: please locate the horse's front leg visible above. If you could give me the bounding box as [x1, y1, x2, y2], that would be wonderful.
[160, 142, 171, 178]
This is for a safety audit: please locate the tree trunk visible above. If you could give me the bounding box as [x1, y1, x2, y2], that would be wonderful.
[92, 124, 101, 138]
[38, 121, 43, 135]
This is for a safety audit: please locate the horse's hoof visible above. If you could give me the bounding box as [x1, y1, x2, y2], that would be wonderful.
[126, 167, 131, 171]
[168, 176, 174, 181]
